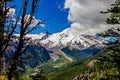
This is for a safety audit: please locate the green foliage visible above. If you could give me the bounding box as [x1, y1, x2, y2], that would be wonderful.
[61, 46, 99, 61]
[101, 0, 120, 24]
[40, 55, 70, 76]
[20, 75, 33, 80]
[40, 64, 58, 75]
[30, 74, 48, 80]
[46, 45, 120, 80]
[47, 59, 89, 80]
[48, 55, 69, 66]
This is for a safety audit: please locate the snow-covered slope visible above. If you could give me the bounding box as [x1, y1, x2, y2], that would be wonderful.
[27, 30, 50, 40]
[16, 28, 103, 49]
[15, 30, 50, 40]
[39, 28, 104, 49]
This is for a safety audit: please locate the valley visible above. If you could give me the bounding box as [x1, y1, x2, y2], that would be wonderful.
[1, 0, 120, 80]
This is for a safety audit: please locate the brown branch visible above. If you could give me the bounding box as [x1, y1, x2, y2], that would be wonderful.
[13, 0, 29, 60]
[24, 0, 39, 30]
[1, 7, 21, 54]
[24, 22, 41, 35]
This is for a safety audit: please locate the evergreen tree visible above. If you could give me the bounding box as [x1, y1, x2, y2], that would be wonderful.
[99, 0, 120, 52]
[98, 0, 120, 79]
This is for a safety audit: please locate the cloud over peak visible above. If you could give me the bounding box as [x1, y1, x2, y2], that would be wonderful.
[64, 0, 114, 35]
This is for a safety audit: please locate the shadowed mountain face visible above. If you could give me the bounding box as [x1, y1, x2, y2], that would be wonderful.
[61, 45, 101, 61]
[4, 40, 51, 69]
[25, 45, 50, 68]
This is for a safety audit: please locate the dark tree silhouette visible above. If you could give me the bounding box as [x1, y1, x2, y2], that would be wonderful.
[99, 0, 120, 75]
[99, 0, 120, 44]
[0, 0, 43, 80]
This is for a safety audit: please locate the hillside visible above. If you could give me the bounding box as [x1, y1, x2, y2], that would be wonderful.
[47, 45, 120, 80]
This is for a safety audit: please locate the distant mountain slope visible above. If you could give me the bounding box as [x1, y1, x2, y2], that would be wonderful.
[25, 45, 50, 68]
[61, 45, 101, 61]
[4, 39, 51, 69]
[47, 45, 120, 80]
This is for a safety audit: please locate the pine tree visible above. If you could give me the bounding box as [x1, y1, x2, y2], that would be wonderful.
[98, 0, 120, 79]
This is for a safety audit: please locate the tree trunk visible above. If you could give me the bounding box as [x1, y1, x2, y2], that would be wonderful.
[8, 64, 16, 80]
[0, 56, 3, 72]
[0, 0, 5, 72]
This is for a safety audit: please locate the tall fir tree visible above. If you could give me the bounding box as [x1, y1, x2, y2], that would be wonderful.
[99, 0, 120, 75]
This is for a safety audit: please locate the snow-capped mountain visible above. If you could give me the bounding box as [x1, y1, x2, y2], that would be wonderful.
[15, 28, 104, 61]
[15, 28, 104, 49]
[24, 28, 104, 49]
[24, 30, 50, 40]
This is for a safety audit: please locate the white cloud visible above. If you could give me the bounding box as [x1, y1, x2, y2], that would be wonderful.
[64, 0, 115, 35]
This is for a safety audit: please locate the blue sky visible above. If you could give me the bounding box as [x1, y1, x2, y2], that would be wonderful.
[10, 0, 114, 35]
[36, 0, 70, 33]
[12, 0, 70, 34]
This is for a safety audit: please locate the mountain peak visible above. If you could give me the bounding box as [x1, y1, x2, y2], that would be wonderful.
[40, 28, 104, 49]
[40, 30, 51, 35]
[15, 28, 104, 49]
